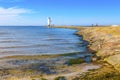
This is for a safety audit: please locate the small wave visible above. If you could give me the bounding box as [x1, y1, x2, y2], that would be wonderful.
[0, 32, 10, 35]
[0, 44, 50, 49]
[0, 40, 21, 43]
[45, 38, 64, 41]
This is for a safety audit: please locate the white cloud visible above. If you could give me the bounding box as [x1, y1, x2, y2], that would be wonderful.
[0, 7, 32, 25]
[0, 7, 30, 15]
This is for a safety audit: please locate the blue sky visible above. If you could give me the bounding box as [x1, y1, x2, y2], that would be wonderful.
[0, 0, 120, 25]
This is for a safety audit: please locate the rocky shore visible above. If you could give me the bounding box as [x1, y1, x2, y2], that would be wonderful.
[55, 26, 120, 79]
[56, 26, 120, 71]
[75, 26, 120, 72]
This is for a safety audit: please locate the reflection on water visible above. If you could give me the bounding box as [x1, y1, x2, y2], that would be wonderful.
[0, 26, 88, 57]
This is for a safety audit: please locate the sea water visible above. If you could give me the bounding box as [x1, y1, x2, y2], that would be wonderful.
[0, 26, 88, 57]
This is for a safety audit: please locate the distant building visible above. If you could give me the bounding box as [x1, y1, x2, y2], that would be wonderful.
[95, 23, 98, 27]
[91, 23, 99, 27]
[91, 24, 94, 27]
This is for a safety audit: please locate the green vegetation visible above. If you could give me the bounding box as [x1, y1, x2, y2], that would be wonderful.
[73, 65, 120, 80]
[58, 52, 80, 56]
[40, 78, 47, 80]
[54, 76, 66, 80]
[77, 72, 120, 80]
[68, 58, 85, 65]
[87, 69, 97, 71]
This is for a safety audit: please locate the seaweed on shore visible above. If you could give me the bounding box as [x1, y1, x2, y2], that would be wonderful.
[73, 64, 120, 80]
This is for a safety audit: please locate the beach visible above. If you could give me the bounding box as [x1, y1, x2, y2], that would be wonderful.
[0, 26, 120, 80]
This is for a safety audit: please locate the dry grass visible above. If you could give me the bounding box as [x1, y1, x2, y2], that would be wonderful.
[88, 26, 120, 36]
[73, 63, 120, 80]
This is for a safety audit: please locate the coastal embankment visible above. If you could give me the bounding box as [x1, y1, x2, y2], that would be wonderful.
[75, 26, 120, 71]
[58, 26, 120, 71]
[56, 26, 120, 79]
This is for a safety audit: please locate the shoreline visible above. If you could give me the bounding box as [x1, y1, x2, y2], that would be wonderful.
[74, 26, 120, 71]
[0, 26, 120, 80]
[0, 53, 101, 80]
[54, 26, 120, 79]
[0, 27, 101, 80]
[56, 26, 120, 65]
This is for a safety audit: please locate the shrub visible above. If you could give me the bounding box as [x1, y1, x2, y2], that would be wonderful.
[68, 58, 84, 65]
[40, 78, 47, 80]
[54, 76, 66, 80]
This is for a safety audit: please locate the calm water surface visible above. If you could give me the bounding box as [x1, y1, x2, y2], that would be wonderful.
[0, 26, 88, 57]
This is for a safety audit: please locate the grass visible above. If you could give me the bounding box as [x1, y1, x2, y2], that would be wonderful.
[58, 52, 81, 56]
[68, 58, 85, 65]
[40, 78, 48, 80]
[54, 76, 66, 80]
[87, 26, 120, 36]
[73, 64, 120, 80]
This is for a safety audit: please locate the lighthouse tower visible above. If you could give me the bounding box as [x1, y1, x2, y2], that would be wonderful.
[47, 17, 51, 27]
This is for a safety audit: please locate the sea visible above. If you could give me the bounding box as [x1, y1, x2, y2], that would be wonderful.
[0, 26, 89, 57]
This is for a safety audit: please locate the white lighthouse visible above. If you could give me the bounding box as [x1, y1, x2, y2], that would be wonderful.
[47, 17, 51, 27]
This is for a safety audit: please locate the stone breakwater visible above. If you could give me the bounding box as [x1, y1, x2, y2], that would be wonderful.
[75, 26, 120, 71]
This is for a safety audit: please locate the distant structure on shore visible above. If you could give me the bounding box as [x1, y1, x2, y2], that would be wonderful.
[47, 17, 51, 27]
[111, 25, 119, 27]
[91, 23, 99, 27]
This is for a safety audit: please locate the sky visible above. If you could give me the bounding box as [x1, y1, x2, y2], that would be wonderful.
[0, 0, 120, 26]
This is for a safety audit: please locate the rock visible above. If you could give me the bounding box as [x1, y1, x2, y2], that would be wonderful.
[105, 54, 120, 71]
